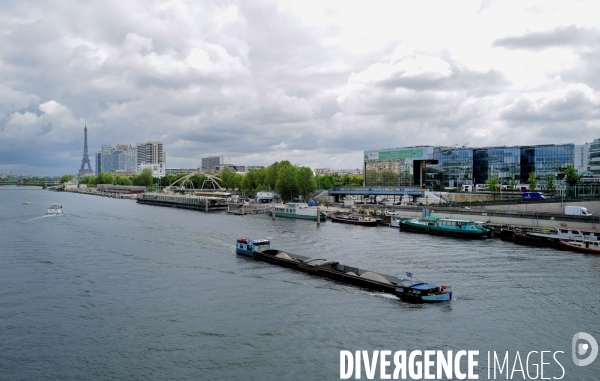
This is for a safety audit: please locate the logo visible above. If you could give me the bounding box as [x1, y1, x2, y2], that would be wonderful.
[572, 332, 598, 366]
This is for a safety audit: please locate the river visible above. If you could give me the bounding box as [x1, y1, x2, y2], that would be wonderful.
[1, 186, 598, 380]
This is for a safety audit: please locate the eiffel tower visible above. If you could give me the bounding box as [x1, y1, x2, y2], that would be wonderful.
[78, 124, 94, 177]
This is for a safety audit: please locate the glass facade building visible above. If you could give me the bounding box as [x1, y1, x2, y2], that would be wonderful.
[364, 143, 579, 188]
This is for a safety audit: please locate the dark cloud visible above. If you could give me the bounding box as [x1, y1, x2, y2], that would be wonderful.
[493, 25, 594, 50]
[500, 87, 600, 123]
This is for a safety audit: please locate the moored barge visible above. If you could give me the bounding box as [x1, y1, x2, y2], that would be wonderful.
[330, 213, 378, 226]
[399, 216, 491, 238]
[235, 238, 452, 303]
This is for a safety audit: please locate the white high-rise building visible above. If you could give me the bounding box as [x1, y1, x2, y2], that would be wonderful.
[136, 141, 165, 169]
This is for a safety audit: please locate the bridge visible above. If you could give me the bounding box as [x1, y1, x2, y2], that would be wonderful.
[328, 186, 424, 197]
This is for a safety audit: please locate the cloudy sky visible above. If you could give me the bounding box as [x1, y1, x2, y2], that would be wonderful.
[1, 0, 600, 175]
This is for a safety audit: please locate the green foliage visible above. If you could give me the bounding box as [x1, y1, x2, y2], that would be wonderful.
[485, 176, 500, 200]
[527, 172, 537, 190]
[241, 169, 259, 191]
[233, 174, 244, 190]
[432, 183, 445, 192]
[115, 175, 133, 186]
[559, 165, 584, 187]
[96, 172, 115, 184]
[275, 164, 298, 201]
[545, 174, 556, 195]
[137, 168, 153, 187]
[295, 167, 317, 201]
[60, 174, 75, 183]
[508, 177, 516, 192]
[265, 162, 281, 190]
[219, 167, 236, 190]
[79, 175, 96, 185]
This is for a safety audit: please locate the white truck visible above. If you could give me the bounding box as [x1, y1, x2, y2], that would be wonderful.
[565, 206, 593, 216]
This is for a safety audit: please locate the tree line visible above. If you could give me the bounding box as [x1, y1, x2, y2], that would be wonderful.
[73, 168, 155, 187]
[61, 161, 365, 202]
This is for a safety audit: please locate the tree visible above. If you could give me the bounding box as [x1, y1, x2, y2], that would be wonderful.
[295, 167, 317, 201]
[138, 168, 154, 187]
[115, 175, 133, 186]
[508, 177, 516, 192]
[527, 172, 537, 191]
[241, 172, 254, 193]
[233, 174, 244, 190]
[560, 165, 584, 187]
[545, 174, 556, 196]
[485, 176, 500, 200]
[265, 162, 281, 190]
[79, 175, 96, 185]
[96, 172, 114, 184]
[275, 165, 298, 201]
[60, 174, 75, 183]
[219, 167, 236, 190]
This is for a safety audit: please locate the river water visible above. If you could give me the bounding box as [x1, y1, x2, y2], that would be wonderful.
[1, 186, 599, 380]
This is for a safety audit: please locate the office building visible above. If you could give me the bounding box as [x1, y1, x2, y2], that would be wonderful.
[201, 156, 230, 172]
[100, 145, 137, 173]
[364, 141, 592, 189]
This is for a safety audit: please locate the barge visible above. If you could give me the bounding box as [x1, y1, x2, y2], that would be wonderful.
[235, 238, 452, 303]
[501, 227, 600, 248]
[266, 202, 326, 221]
[330, 213, 378, 226]
[399, 216, 491, 238]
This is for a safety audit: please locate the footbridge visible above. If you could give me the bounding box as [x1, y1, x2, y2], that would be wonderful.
[328, 186, 424, 202]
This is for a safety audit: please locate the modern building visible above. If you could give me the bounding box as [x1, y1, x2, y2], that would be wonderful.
[201, 156, 230, 172]
[165, 168, 198, 176]
[96, 151, 102, 175]
[364, 142, 591, 189]
[138, 163, 165, 177]
[587, 138, 600, 177]
[100, 145, 137, 173]
[136, 141, 165, 167]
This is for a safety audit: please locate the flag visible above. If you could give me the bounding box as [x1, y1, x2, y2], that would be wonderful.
[406, 272, 413, 279]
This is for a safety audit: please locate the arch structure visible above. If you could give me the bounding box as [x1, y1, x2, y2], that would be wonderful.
[167, 172, 224, 191]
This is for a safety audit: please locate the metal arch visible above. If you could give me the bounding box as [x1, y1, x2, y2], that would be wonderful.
[167, 172, 224, 190]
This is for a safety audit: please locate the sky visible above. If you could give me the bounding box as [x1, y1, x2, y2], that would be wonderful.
[1, 0, 600, 176]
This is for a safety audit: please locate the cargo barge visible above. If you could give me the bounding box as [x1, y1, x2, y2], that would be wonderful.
[235, 238, 452, 303]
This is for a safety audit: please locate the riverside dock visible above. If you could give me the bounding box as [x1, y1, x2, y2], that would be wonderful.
[137, 193, 228, 211]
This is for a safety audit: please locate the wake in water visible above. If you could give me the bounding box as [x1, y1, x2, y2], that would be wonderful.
[22, 214, 65, 222]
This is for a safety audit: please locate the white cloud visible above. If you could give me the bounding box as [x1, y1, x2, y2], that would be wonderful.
[1, 0, 600, 175]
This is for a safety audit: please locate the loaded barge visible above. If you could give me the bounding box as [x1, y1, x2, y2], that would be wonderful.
[235, 238, 452, 303]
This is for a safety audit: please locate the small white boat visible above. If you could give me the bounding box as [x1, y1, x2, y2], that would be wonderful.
[23, 200, 31, 205]
[47, 204, 63, 214]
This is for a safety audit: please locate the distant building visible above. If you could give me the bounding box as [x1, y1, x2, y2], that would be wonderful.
[201, 156, 229, 172]
[100, 145, 114, 172]
[136, 141, 165, 167]
[363, 141, 596, 189]
[95, 152, 101, 175]
[584, 138, 600, 177]
[100, 145, 137, 173]
[314, 168, 362, 176]
[165, 168, 198, 175]
[138, 163, 165, 177]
